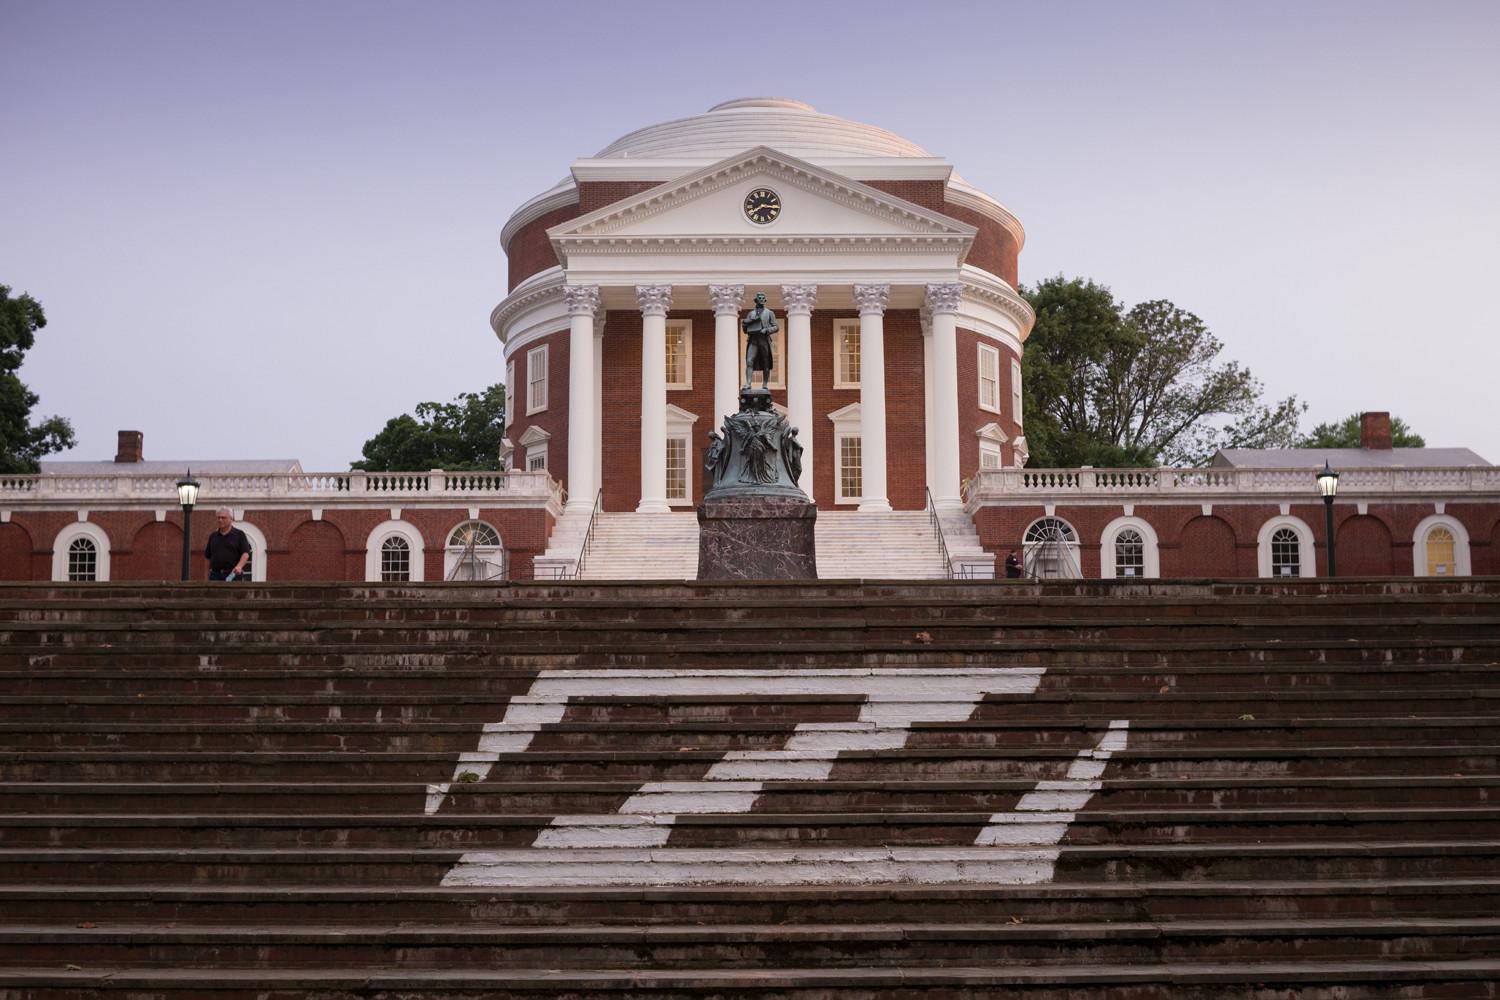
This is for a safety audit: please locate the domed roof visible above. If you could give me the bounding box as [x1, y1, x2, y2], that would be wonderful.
[594, 98, 936, 161]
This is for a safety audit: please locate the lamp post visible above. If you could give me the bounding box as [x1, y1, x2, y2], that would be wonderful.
[1316, 461, 1339, 578]
[176, 470, 200, 582]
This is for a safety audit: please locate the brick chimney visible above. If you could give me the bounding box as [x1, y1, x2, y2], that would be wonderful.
[1359, 412, 1393, 450]
[114, 430, 144, 463]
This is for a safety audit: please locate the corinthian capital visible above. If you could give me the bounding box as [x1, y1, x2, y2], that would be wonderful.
[852, 284, 890, 316]
[635, 284, 674, 318]
[707, 284, 744, 317]
[780, 284, 818, 317]
[562, 284, 602, 318]
[925, 282, 963, 315]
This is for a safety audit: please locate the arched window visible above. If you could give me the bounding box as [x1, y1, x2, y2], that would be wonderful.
[445, 520, 505, 581]
[1257, 516, 1315, 579]
[1023, 517, 1080, 579]
[68, 537, 97, 582]
[1271, 527, 1301, 577]
[51, 521, 112, 582]
[365, 520, 426, 583]
[381, 536, 411, 582]
[1114, 529, 1144, 578]
[1413, 515, 1471, 577]
[1099, 517, 1161, 579]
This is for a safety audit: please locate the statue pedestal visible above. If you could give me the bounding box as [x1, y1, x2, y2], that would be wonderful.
[697, 498, 817, 581]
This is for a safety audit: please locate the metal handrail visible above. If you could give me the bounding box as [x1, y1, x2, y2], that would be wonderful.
[569, 489, 605, 580]
[924, 487, 955, 581]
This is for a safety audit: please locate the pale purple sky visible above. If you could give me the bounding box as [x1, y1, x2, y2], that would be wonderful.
[5, 0, 1497, 469]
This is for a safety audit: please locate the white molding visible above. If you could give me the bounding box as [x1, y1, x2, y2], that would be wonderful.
[569, 156, 957, 184]
[1099, 516, 1161, 580]
[517, 424, 552, 447]
[833, 317, 861, 389]
[1412, 514, 1471, 577]
[499, 181, 578, 255]
[945, 178, 1027, 251]
[977, 342, 1001, 414]
[664, 403, 700, 507]
[154, 509, 166, 522]
[827, 402, 863, 505]
[666, 318, 693, 390]
[1257, 515, 1317, 579]
[365, 519, 426, 583]
[311, 508, 322, 521]
[51, 521, 111, 582]
[526, 343, 550, 415]
[235, 521, 269, 582]
[976, 422, 1009, 444]
[491, 267, 566, 341]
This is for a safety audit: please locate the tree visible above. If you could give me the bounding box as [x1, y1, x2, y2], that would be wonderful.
[1298, 412, 1425, 449]
[1019, 277, 1303, 467]
[352, 384, 507, 471]
[0, 285, 76, 474]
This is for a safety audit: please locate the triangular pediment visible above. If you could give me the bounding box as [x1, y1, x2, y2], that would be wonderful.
[548, 147, 975, 260]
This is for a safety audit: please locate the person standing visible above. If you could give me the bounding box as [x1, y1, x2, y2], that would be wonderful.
[204, 507, 252, 581]
[1004, 550, 1023, 579]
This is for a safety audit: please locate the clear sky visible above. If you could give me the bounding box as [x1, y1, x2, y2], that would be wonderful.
[5, 0, 1497, 470]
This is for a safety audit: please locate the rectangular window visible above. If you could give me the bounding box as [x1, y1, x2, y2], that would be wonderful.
[665, 320, 692, 390]
[837, 435, 863, 504]
[380, 538, 411, 582]
[666, 436, 689, 503]
[978, 343, 1000, 413]
[979, 441, 1003, 470]
[527, 345, 548, 415]
[505, 361, 516, 429]
[834, 319, 861, 389]
[527, 444, 548, 472]
[1010, 359, 1023, 424]
[67, 539, 97, 582]
[739, 328, 786, 389]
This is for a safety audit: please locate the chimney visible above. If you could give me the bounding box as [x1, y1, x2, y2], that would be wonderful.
[114, 430, 144, 463]
[1359, 412, 1393, 450]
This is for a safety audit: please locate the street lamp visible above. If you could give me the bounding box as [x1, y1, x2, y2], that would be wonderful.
[176, 470, 200, 582]
[1316, 461, 1339, 578]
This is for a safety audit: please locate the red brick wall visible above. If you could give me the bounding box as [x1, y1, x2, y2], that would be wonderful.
[121, 520, 183, 580]
[1337, 515, 1395, 576]
[882, 310, 927, 511]
[861, 180, 1021, 288]
[0, 522, 33, 580]
[1170, 514, 1241, 578]
[507, 330, 569, 490]
[578, 180, 665, 214]
[505, 204, 577, 293]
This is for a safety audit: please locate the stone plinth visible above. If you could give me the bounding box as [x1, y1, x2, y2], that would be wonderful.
[697, 499, 817, 580]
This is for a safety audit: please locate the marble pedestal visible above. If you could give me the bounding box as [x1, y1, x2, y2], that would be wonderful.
[697, 498, 817, 580]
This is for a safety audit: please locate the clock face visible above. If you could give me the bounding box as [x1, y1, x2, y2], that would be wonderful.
[743, 187, 782, 225]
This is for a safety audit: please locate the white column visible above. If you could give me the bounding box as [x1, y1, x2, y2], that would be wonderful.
[593, 311, 605, 504]
[781, 283, 817, 497]
[921, 306, 935, 499]
[926, 282, 964, 511]
[708, 284, 744, 428]
[635, 284, 673, 513]
[563, 285, 601, 515]
[853, 284, 891, 512]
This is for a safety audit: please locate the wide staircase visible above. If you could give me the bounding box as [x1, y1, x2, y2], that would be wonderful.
[1, 579, 1499, 997]
[572, 510, 959, 579]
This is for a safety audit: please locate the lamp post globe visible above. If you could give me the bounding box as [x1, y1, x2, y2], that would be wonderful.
[1316, 461, 1339, 577]
[176, 470, 200, 582]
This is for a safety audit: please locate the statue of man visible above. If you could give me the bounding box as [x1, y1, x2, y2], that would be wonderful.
[742, 291, 779, 390]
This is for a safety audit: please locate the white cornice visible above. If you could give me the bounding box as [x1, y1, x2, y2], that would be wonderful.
[946, 179, 1026, 251]
[554, 235, 974, 256]
[570, 156, 955, 184]
[499, 181, 578, 255]
[490, 267, 565, 340]
[962, 265, 1035, 338]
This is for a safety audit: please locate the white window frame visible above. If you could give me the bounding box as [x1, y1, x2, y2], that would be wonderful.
[833, 318, 861, 389]
[1023, 516, 1081, 579]
[1099, 516, 1161, 580]
[664, 403, 700, 507]
[665, 319, 692, 390]
[1010, 358, 1023, 424]
[526, 446, 548, 472]
[978, 342, 1001, 414]
[444, 520, 504, 581]
[518, 424, 551, 476]
[234, 519, 268, 582]
[1257, 515, 1316, 579]
[526, 344, 549, 415]
[505, 360, 516, 429]
[52, 520, 111, 582]
[1412, 514, 1471, 577]
[739, 326, 787, 390]
[364, 519, 426, 583]
[975, 422, 1008, 475]
[827, 402, 863, 505]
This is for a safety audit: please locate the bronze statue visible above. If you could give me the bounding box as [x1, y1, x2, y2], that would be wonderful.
[742, 291, 779, 390]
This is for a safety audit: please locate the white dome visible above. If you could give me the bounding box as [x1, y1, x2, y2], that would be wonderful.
[594, 98, 935, 161]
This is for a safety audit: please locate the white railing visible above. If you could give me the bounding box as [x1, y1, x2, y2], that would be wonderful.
[969, 465, 1500, 506]
[0, 469, 563, 510]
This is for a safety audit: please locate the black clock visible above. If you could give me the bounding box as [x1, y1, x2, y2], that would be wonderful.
[743, 187, 782, 225]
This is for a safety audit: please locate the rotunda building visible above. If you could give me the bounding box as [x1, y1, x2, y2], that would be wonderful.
[494, 98, 1033, 523]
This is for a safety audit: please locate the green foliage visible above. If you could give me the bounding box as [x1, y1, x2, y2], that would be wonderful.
[1019, 277, 1303, 467]
[0, 285, 76, 474]
[1298, 412, 1425, 448]
[352, 384, 507, 471]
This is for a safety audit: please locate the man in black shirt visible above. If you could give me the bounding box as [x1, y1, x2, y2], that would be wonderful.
[204, 507, 252, 582]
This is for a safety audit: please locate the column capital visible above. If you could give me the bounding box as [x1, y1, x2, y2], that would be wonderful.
[635, 284, 673, 317]
[707, 284, 745, 317]
[780, 284, 818, 317]
[853, 283, 890, 317]
[924, 282, 964, 315]
[562, 284, 602, 317]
